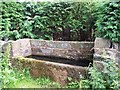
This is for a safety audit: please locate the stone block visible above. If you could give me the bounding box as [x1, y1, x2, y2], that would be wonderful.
[30, 39, 94, 50]
[94, 38, 120, 65]
[113, 42, 120, 51]
[11, 39, 32, 57]
[94, 38, 112, 61]
[19, 39, 32, 57]
[31, 47, 93, 61]
[11, 40, 21, 57]
[30, 39, 94, 61]
[12, 57, 87, 86]
[94, 38, 111, 49]
[94, 48, 120, 65]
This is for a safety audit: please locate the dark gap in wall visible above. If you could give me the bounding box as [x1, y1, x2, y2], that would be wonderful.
[26, 55, 92, 67]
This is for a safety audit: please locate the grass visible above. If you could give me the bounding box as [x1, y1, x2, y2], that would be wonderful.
[12, 77, 60, 88]
[9, 69, 61, 88]
[13, 79, 40, 88]
[0, 44, 60, 88]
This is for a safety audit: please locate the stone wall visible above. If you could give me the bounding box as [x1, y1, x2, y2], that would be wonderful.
[30, 39, 94, 61]
[1, 38, 119, 85]
[94, 38, 120, 65]
[1, 38, 119, 64]
[1, 39, 94, 61]
[1, 39, 93, 85]
[12, 57, 87, 86]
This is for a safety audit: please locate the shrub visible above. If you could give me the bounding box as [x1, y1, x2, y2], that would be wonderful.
[0, 43, 60, 88]
[95, 2, 120, 42]
[0, 43, 17, 88]
[0, 2, 36, 40]
[80, 58, 119, 89]
[0, 2, 97, 41]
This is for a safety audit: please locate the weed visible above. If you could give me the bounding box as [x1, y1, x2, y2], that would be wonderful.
[80, 58, 119, 89]
[0, 43, 60, 88]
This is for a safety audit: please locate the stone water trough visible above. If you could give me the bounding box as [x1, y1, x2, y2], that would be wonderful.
[2, 39, 94, 85]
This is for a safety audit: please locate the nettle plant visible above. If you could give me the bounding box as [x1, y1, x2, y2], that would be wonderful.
[80, 58, 119, 89]
[96, 2, 120, 42]
[66, 58, 119, 89]
[0, 43, 17, 88]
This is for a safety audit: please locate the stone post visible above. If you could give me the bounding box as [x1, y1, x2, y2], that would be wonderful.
[94, 37, 120, 66]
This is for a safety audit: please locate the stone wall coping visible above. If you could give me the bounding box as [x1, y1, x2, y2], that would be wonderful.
[22, 38, 94, 43]
[13, 56, 88, 69]
[0, 39, 94, 61]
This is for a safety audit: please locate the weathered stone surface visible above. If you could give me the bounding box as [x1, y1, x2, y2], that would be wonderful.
[94, 38, 111, 54]
[12, 57, 87, 86]
[94, 48, 120, 64]
[31, 47, 93, 60]
[94, 60, 119, 71]
[2, 39, 93, 61]
[94, 38, 120, 65]
[30, 39, 93, 50]
[11, 39, 32, 57]
[10, 40, 21, 57]
[94, 38, 111, 49]
[30, 39, 94, 61]
[113, 42, 120, 51]
[19, 39, 32, 57]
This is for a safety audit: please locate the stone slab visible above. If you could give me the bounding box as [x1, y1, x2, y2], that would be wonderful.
[31, 47, 93, 61]
[94, 38, 111, 49]
[4, 39, 93, 61]
[30, 39, 94, 61]
[12, 57, 87, 86]
[11, 39, 32, 57]
[30, 39, 94, 50]
[94, 38, 120, 65]
[94, 48, 120, 65]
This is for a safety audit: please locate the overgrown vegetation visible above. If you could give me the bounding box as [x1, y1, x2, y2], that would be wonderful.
[80, 59, 119, 89]
[0, 43, 17, 88]
[1, 2, 119, 42]
[0, 1, 119, 89]
[0, 43, 60, 88]
[0, 2, 97, 41]
[66, 58, 119, 89]
[96, 2, 120, 42]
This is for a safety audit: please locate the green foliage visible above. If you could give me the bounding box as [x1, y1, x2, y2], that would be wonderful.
[0, 43, 17, 88]
[95, 2, 120, 42]
[0, 2, 97, 41]
[64, 77, 79, 88]
[0, 43, 60, 88]
[0, 2, 34, 40]
[66, 81, 79, 88]
[65, 58, 119, 89]
[80, 59, 119, 89]
[10, 69, 60, 88]
[1, 2, 119, 41]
